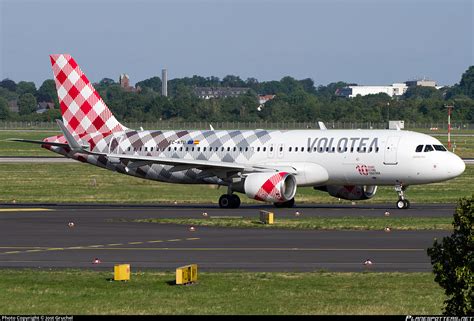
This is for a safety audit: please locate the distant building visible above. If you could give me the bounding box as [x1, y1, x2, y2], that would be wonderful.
[405, 79, 437, 88]
[258, 94, 276, 104]
[194, 87, 249, 99]
[336, 83, 408, 98]
[119, 73, 140, 92]
[36, 101, 55, 113]
[7, 99, 18, 113]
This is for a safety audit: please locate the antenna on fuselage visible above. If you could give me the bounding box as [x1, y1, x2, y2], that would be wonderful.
[209, 124, 215, 131]
[318, 121, 327, 130]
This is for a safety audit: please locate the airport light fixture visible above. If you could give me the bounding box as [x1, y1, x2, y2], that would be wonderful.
[445, 105, 454, 149]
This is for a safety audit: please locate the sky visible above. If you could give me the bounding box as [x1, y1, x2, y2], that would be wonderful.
[0, 0, 472, 88]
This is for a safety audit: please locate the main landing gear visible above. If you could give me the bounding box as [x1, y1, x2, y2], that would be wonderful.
[395, 184, 410, 209]
[218, 194, 241, 209]
[274, 198, 295, 208]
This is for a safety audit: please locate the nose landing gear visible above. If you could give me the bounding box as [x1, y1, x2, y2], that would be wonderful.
[395, 184, 410, 209]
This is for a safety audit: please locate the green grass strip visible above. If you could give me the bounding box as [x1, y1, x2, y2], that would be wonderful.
[130, 216, 452, 230]
[0, 270, 444, 315]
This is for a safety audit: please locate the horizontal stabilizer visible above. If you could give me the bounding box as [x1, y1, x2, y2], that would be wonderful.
[6, 138, 69, 148]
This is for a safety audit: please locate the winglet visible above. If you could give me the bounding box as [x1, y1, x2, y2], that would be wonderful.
[56, 119, 88, 152]
[318, 121, 327, 130]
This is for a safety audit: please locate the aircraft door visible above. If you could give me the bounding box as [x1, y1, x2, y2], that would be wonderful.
[384, 136, 400, 165]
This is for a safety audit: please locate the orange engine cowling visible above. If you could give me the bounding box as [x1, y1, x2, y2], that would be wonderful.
[243, 172, 297, 203]
[315, 185, 378, 200]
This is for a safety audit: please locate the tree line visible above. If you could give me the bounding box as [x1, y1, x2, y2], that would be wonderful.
[1, 66, 473, 124]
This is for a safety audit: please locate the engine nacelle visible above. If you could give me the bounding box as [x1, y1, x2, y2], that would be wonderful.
[315, 185, 378, 200]
[242, 172, 297, 203]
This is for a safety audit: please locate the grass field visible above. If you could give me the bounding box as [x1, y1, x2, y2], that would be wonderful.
[1, 130, 474, 158]
[0, 162, 472, 204]
[0, 270, 444, 315]
[128, 216, 453, 230]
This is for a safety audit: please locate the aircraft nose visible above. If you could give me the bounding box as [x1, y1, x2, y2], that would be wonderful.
[448, 154, 465, 178]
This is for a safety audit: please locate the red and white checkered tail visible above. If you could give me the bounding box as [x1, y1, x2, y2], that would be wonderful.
[50, 54, 127, 136]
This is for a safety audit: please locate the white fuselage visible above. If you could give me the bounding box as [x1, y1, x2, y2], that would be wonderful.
[92, 128, 465, 187]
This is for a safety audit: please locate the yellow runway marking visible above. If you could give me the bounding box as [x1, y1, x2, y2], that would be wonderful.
[0, 208, 54, 212]
[0, 247, 46, 249]
[0, 237, 201, 255]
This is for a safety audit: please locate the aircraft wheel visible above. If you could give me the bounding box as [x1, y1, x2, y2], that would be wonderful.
[219, 194, 232, 208]
[396, 199, 410, 209]
[219, 194, 240, 209]
[230, 194, 241, 208]
[404, 199, 410, 209]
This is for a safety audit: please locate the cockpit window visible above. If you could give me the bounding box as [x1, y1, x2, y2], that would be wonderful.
[415, 145, 423, 152]
[424, 145, 434, 152]
[433, 145, 447, 151]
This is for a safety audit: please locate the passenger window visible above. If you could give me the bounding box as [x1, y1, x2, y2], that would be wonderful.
[270, 147, 273, 152]
[221, 147, 224, 151]
[186, 147, 189, 152]
[295, 147, 298, 152]
[263, 147, 267, 152]
[167, 147, 171, 151]
[415, 145, 423, 152]
[227, 147, 231, 152]
[197, 147, 200, 152]
[245, 147, 248, 152]
[424, 145, 434, 152]
[192, 147, 195, 151]
[280, 147, 283, 152]
[203, 147, 206, 152]
[257, 147, 261, 152]
[180, 147, 182, 151]
[174, 147, 177, 151]
[233, 147, 236, 152]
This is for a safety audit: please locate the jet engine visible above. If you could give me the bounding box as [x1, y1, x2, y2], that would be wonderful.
[315, 185, 377, 200]
[241, 172, 297, 203]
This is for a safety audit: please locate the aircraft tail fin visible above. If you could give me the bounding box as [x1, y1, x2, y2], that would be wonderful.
[50, 54, 127, 136]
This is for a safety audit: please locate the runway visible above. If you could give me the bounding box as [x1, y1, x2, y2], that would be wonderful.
[0, 203, 453, 272]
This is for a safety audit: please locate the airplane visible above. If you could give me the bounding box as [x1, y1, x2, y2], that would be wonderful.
[12, 54, 466, 209]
